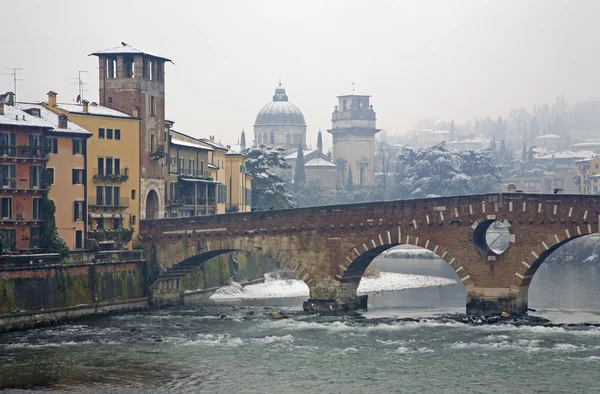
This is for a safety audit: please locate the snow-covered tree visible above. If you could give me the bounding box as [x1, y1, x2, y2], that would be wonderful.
[243, 144, 296, 210]
[294, 143, 306, 186]
[394, 143, 500, 199]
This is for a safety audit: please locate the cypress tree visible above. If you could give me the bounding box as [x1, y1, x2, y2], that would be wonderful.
[294, 143, 306, 186]
[346, 164, 354, 192]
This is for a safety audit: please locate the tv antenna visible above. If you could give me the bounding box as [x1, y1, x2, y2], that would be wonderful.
[69, 70, 88, 102]
[0, 68, 24, 102]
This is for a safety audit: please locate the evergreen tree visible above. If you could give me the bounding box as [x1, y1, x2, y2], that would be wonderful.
[346, 165, 354, 192]
[449, 120, 455, 141]
[294, 143, 306, 186]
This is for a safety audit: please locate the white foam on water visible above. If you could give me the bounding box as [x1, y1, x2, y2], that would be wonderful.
[210, 272, 457, 300]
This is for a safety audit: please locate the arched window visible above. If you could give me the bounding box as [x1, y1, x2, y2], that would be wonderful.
[285, 134, 291, 145]
[270, 132, 275, 144]
[343, 99, 347, 111]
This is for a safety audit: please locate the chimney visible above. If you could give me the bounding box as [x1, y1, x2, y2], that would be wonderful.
[3, 92, 15, 106]
[210, 136, 215, 141]
[0, 101, 4, 116]
[132, 106, 139, 118]
[58, 114, 68, 129]
[47, 91, 57, 107]
[82, 100, 89, 113]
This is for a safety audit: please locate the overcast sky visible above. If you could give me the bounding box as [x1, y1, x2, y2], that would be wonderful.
[2, 0, 599, 151]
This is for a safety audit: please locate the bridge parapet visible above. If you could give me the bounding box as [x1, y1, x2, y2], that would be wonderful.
[141, 193, 600, 314]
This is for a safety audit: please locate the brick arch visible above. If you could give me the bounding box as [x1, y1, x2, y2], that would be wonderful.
[149, 235, 318, 295]
[339, 227, 470, 288]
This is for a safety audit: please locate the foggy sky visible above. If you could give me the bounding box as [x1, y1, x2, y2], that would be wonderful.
[2, 0, 599, 151]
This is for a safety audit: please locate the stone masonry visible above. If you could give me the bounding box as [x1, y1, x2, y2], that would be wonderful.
[140, 193, 600, 314]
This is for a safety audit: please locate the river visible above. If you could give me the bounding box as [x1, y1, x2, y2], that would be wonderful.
[2, 256, 600, 393]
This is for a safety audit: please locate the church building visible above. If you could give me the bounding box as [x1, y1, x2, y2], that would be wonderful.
[253, 83, 306, 154]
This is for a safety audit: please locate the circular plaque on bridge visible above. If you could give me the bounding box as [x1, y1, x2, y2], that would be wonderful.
[484, 220, 511, 255]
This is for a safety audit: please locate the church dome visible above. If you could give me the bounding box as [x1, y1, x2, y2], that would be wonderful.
[254, 85, 306, 126]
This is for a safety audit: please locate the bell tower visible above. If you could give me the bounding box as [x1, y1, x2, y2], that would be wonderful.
[327, 89, 380, 187]
[91, 43, 173, 219]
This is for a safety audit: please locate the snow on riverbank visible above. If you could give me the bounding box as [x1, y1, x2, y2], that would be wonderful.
[209, 272, 457, 300]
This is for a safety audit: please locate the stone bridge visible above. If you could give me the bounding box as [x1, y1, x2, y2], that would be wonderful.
[140, 193, 600, 315]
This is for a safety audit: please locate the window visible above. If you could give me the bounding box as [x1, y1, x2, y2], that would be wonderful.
[75, 230, 83, 249]
[0, 133, 16, 156]
[106, 158, 113, 175]
[30, 227, 42, 249]
[149, 61, 153, 81]
[200, 160, 204, 176]
[131, 215, 136, 225]
[115, 129, 121, 140]
[48, 138, 58, 154]
[3, 229, 15, 251]
[218, 184, 227, 204]
[189, 159, 195, 175]
[33, 198, 42, 220]
[104, 186, 113, 206]
[107, 128, 113, 139]
[150, 134, 156, 152]
[150, 96, 156, 116]
[98, 128, 105, 139]
[0, 164, 16, 188]
[1, 197, 12, 219]
[108, 97, 113, 104]
[96, 186, 103, 205]
[47, 168, 55, 185]
[72, 139, 84, 155]
[30, 166, 42, 189]
[74, 201, 84, 222]
[114, 158, 120, 175]
[114, 186, 120, 206]
[131, 189, 136, 200]
[178, 158, 184, 174]
[72, 169, 84, 185]
[97, 157, 104, 176]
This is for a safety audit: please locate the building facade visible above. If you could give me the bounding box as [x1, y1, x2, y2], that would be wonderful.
[328, 91, 380, 187]
[91, 43, 172, 220]
[0, 98, 51, 253]
[254, 83, 306, 154]
[16, 102, 92, 250]
[575, 157, 600, 194]
[44, 91, 141, 249]
[224, 149, 252, 213]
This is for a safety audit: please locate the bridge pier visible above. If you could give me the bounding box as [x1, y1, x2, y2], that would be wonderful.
[465, 286, 529, 316]
[149, 279, 183, 307]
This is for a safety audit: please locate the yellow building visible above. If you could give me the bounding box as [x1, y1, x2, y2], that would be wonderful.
[224, 149, 252, 212]
[200, 137, 228, 214]
[44, 92, 141, 249]
[575, 157, 600, 194]
[16, 102, 92, 250]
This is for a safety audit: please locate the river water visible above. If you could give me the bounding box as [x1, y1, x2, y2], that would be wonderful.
[2, 257, 600, 393]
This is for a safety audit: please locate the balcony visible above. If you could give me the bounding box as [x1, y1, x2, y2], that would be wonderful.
[149, 145, 166, 160]
[0, 145, 49, 161]
[88, 228, 134, 243]
[0, 178, 48, 192]
[89, 196, 130, 209]
[177, 168, 212, 179]
[93, 167, 129, 183]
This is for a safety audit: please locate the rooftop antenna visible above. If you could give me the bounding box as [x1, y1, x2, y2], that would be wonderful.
[69, 70, 88, 103]
[0, 68, 24, 102]
[351, 82, 355, 92]
[278, 78, 282, 87]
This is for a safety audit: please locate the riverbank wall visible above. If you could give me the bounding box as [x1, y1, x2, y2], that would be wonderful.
[0, 251, 278, 331]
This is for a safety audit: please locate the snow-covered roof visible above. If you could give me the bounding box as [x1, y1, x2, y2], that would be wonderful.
[305, 157, 336, 167]
[447, 137, 490, 144]
[572, 141, 600, 149]
[337, 90, 370, 97]
[90, 43, 172, 63]
[15, 103, 91, 135]
[0, 104, 52, 128]
[535, 133, 561, 139]
[208, 163, 218, 169]
[170, 138, 213, 151]
[537, 150, 594, 160]
[199, 138, 228, 151]
[284, 149, 316, 160]
[429, 130, 450, 135]
[226, 148, 244, 156]
[55, 103, 132, 118]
